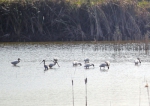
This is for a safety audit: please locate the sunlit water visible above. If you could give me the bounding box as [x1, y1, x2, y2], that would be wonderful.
[0, 42, 150, 106]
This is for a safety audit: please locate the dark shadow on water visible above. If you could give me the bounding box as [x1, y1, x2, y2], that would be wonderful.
[44, 68, 58, 73]
[100, 68, 109, 72]
[73, 65, 82, 67]
[50, 68, 59, 71]
[135, 64, 141, 67]
[44, 69, 48, 73]
[12, 65, 20, 67]
[84, 67, 95, 70]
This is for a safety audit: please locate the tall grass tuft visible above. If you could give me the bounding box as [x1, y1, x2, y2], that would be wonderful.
[0, 0, 150, 42]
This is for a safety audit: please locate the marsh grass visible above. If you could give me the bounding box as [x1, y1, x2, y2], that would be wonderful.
[0, 0, 150, 42]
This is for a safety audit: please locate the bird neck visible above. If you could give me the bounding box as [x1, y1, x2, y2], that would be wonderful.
[54, 62, 57, 65]
[105, 62, 109, 66]
[138, 59, 141, 63]
[43, 61, 45, 65]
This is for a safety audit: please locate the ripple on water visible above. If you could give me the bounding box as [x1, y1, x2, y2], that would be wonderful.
[0, 42, 150, 106]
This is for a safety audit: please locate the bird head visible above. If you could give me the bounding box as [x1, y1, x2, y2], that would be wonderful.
[105, 61, 110, 66]
[53, 59, 58, 62]
[84, 58, 89, 63]
[137, 58, 141, 63]
[40, 60, 45, 64]
[53, 60, 60, 67]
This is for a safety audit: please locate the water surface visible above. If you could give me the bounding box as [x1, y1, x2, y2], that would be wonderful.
[0, 42, 150, 106]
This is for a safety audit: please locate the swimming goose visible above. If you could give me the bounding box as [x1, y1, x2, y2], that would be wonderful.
[84, 63, 94, 69]
[100, 61, 110, 70]
[49, 59, 60, 68]
[134, 58, 141, 65]
[11, 58, 20, 66]
[73, 61, 82, 66]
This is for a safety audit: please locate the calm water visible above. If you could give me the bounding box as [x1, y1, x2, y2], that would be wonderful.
[0, 42, 150, 106]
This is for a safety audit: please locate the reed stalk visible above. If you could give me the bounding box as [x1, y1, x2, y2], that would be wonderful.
[0, 0, 150, 41]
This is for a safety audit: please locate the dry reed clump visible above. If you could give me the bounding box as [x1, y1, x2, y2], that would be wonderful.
[0, 0, 150, 42]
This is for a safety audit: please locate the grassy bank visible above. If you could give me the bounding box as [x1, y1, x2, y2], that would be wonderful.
[0, 0, 150, 42]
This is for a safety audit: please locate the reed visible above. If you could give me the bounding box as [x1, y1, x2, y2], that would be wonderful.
[0, 0, 150, 42]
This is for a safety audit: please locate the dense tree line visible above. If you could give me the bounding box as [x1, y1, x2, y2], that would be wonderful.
[0, 0, 150, 42]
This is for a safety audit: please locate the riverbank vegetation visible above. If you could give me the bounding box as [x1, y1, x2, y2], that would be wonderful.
[0, 0, 150, 42]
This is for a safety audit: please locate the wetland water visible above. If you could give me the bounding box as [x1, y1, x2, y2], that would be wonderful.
[0, 42, 150, 106]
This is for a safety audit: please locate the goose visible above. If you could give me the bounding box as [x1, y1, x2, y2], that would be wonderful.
[73, 61, 82, 66]
[100, 61, 110, 70]
[84, 58, 89, 63]
[84, 63, 94, 69]
[134, 58, 141, 65]
[11, 58, 20, 66]
[49, 59, 60, 68]
[41, 60, 48, 70]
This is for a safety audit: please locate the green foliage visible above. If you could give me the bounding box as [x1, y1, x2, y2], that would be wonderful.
[0, 0, 150, 41]
[138, 1, 150, 8]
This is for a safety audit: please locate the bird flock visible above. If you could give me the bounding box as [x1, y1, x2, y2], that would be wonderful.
[40, 59, 60, 70]
[11, 58, 141, 70]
